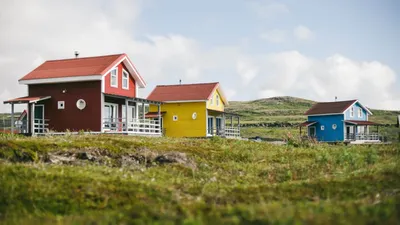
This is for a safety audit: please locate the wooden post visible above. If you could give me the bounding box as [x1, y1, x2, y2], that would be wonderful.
[10, 103, 14, 134]
[157, 104, 161, 134]
[31, 103, 35, 135]
[142, 102, 145, 120]
[125, 100, 129, 131]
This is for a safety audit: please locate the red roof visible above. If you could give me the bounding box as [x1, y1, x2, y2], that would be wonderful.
[345, 120, 379, 126]
[20, 54, 125, 81]
[147, 82, 221, 102]
[145, 112, 166, 118]
[299, 121, 317, 127]
[3, 96, 51, 104]
[305, 100, 357, 115]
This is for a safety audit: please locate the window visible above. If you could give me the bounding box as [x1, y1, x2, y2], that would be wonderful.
[122, 70, 129, 90]
[358, 108, 362, 118]
[350, 107, 354, 117]
[332, 124, 337, 130]
[216, 95, 220, 106]
[58, 101, 65, 109]
[110, 68, 118, 88]
[210, 96, 213, 105]
[173, 115, 178, 121]
[321, 125, 325, 131]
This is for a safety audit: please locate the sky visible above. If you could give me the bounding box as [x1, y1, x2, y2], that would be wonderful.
[0, 0, 399, 112]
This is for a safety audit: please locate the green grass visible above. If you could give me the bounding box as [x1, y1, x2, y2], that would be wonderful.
[0, 135, 399, 224]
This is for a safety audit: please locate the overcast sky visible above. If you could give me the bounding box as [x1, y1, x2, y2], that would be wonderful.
[1, 0, 399, 112]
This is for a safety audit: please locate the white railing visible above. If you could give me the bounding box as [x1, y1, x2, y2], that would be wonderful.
[103, 118, 161, 136]
[346, 133, 382, 141]
[225, 127, 241, 138]
[355, 133, 381, 141]
[33, 119, 49, 133]
[207, 127, 241, 138]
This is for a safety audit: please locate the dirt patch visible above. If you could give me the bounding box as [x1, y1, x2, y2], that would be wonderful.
[42, 148, 197, 170]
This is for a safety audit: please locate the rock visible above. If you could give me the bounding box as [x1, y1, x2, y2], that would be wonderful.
[154, 152, 197, 170]
[76, 152, 94, 161]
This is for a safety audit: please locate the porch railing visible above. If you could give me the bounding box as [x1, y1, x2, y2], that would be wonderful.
[345, 133, 382, 141]
[208, 127, 241, 138]
[33, 119, 49, 134]
[103, 118, 162, 135]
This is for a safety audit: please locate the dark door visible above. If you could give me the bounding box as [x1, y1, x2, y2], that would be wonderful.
[34, 105, 44, 133]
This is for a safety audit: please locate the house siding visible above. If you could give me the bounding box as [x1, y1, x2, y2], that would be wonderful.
[149, 102, 207, 137]
[28, 81, 102, 132]
[308, 114, 344, 142]
[104, 62, 136, 98]
[206, 89, 225, 112]
[344, 102, 367, 121]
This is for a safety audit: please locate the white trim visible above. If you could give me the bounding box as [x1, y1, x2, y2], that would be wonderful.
[30, 96, 51, 103]
[302, 121, 317, 127]
[350, 107, 354, 117]
[358, 108, 362, 118]
[122, 69, 129, 90]
[308, 126, 316, 136]
[306, 113, 343, 116]
[343, 100, 373, 116]
[164, 100, 207, 103]
[19, 75, 102, 85]
[102, 56, 146, 88]
[110, 68, 118, 88]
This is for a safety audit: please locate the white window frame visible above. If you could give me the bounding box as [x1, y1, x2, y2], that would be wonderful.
[122, 69, 129, 90]
[321, 125, 325, 131]
[358, 108, 362, 118]
[210, 96, 213, 105]
[350, 107, 354, 117]
[216, 95, 220, 106]
[110, 68, 118, 88]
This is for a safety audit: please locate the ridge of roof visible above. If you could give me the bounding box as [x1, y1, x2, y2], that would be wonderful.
[155, 82, 219, 87]
[44, 53, 125, 63]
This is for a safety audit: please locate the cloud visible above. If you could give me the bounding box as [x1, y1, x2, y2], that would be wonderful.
[260, 29, 288, 43]
[236, 58, 259, 85]
[254, 51, 398, 109]
[293, 25, 315, 41]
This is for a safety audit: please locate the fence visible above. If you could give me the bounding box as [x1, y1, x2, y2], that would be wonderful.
[0, 114, 22, 134]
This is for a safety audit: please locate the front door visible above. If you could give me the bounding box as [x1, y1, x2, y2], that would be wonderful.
[346, 126, 354, 140]
[207, 117, 214, 135]
[308, 126, 316, 137]
[216, 117, 222, 135]
[104, 103, 118, 130]
[34, 105, 44, 133]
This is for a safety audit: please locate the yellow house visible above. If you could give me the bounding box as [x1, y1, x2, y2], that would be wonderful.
[147, 82, 240, 138]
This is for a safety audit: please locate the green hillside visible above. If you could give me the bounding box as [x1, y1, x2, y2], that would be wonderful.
[0, 135, 399, 224]
[227, 96, 400, 140]
[227, 96, 399, 125]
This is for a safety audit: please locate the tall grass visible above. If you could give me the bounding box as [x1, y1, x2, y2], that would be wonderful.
[0, 135, 399, 224]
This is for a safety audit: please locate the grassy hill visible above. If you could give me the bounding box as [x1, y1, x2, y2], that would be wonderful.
[227, 96, 400, 140]
[0, 135, 399, 224]
[227, 96, 399, 125]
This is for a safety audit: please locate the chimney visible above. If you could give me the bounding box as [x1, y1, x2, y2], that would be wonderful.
[335, 96, 337, 101]
[179, 79, 182, 85]
[74, 51, 79, 58]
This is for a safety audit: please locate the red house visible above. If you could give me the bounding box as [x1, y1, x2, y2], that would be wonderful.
[4, 53, 162, 135]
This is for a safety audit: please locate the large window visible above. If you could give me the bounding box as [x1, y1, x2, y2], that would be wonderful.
[350, 107, 354, 117]
[110, 68, 118, 88]
[104, 103, 118, 129]
[122, 70, 129, 90]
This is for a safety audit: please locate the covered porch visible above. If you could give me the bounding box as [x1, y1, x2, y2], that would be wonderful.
[207, 109, 240, 138]
[344, 120, 383, 142]
[102, 94, 163, 136]
[4, 96, 51, 135]
[299, 121, 317, 138]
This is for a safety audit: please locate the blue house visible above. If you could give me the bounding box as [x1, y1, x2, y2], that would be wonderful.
[300, 100, 381, 143]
